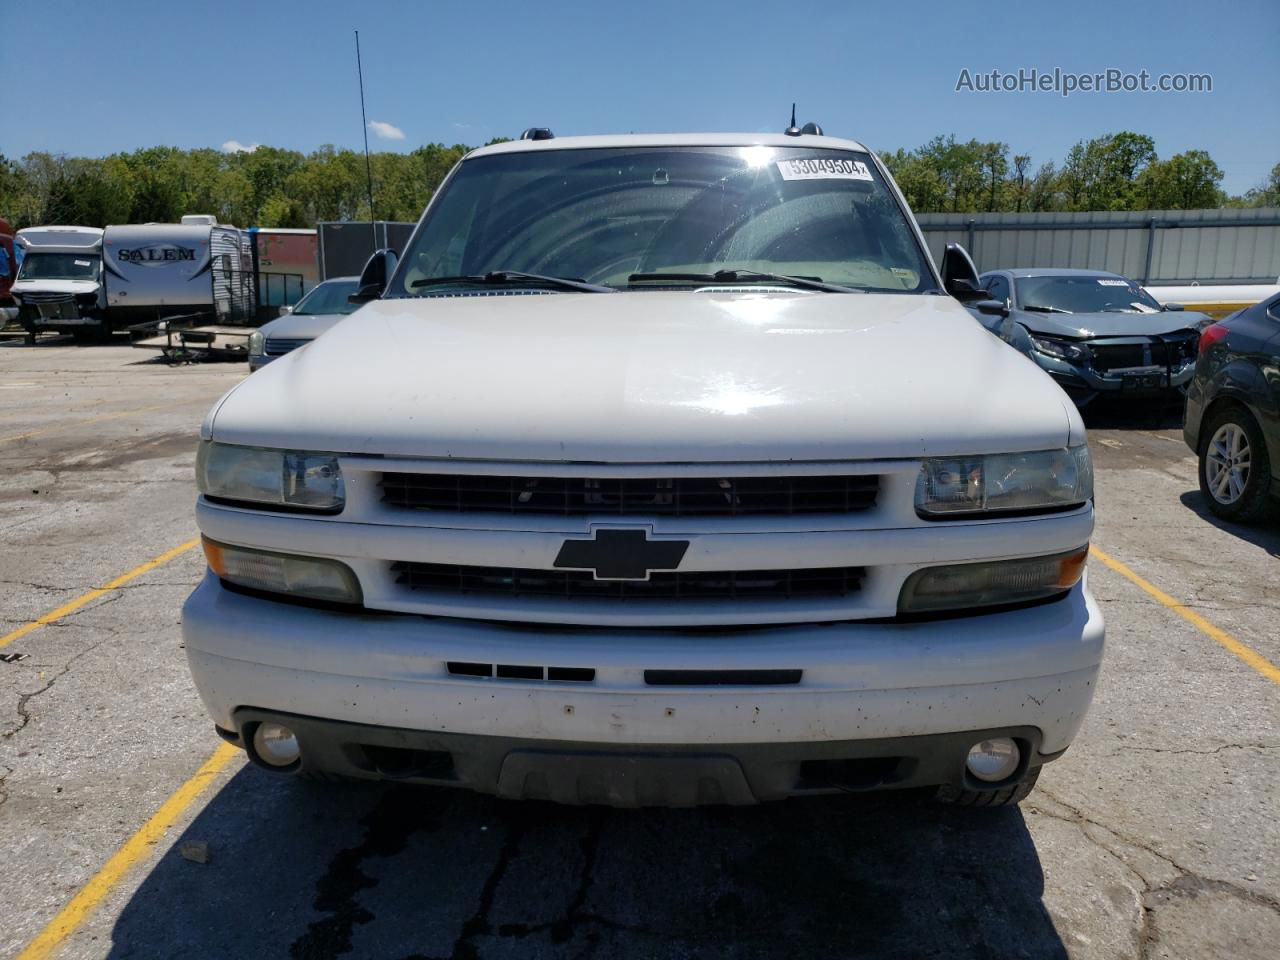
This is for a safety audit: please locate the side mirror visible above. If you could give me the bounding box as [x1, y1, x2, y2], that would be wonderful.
[973, 299, 1009, 318]
[939, 243, 985, 302]
[349, 248, 399, 304]
[1163, 302, 1185, 312]
[278, 305, 293, 317]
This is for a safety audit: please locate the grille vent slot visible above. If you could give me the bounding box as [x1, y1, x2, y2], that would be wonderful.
[380, 472, 879, 517]
[446, 662, 596, 683]
[399, 562, 866, 602]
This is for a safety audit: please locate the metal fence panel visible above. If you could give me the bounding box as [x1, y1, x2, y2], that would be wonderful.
[916, 208, 1280, 284]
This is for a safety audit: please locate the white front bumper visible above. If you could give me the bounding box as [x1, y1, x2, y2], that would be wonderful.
[182, 573, 1104, 755]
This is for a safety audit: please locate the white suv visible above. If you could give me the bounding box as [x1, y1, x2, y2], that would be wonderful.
[184, 130, 1103, 807]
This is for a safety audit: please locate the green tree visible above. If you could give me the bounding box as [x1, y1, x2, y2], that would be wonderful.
[1058, 133, 1157, 210]
[1139, 151, 1225, 209]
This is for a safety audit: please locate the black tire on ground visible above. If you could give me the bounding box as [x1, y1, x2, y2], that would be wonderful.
[1198, 403, 1274, 524]
[935, 766, 1041, 808]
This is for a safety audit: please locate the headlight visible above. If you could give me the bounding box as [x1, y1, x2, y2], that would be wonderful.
[203, 537, 362, 604]
[197, 441, 345, 511]
[248, 330, 265, 356]
[916, 446, 1092, 518]
[899, 546, 1089, 614]
[1030, 336, 1087, 362]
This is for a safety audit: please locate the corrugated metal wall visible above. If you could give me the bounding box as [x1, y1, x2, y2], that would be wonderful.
[916, 207, 1280, 284]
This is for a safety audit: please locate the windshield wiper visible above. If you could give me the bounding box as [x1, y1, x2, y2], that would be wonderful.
[410, 270, 614, 293]
[1022, 304, 1072, 314]
[628, 269, 863, 294]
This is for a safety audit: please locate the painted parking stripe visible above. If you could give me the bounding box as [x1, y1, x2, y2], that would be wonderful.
[0, 538, 199, 650]
[14, 743, 240, 960]
[1092, 545, 1280, 686]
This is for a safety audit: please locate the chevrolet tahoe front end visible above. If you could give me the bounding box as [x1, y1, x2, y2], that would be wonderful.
[182, 133, 1103, 807]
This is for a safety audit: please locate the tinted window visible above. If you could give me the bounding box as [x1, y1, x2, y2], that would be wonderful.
[292, 279, 361, 316]
[1015, 275, 1162, 314]
[17, 252, 100, 281]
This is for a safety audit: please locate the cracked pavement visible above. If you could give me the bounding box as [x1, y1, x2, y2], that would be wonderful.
[1, 344, 1276, 959]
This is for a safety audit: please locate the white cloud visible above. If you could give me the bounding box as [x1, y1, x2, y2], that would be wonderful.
[368, 120, 405, 141]
[221, 140, 259, 153]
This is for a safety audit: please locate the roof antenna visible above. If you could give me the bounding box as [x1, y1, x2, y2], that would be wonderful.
[784, 103, 802, 137]
[355, 30, 377, 253]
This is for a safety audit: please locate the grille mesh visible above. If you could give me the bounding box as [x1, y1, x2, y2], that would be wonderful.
[19, 292, 75, 304]
[264, 337, 309, 356]
[392, 561, 865, 601]
[380, 473, 879, 517]
[1090, 335, 1197, 373]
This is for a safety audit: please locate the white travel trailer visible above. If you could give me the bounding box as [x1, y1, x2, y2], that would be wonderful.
[15, 216, 255, 340]
[12, 226, 106, 340]
[103, 215, 255, 328]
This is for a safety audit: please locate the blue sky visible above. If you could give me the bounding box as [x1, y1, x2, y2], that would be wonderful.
[7, 0, 1277, 194]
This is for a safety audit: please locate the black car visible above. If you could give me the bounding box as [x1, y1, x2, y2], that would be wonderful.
[972, 269, 1211, 406]
[1184, 293, 1280, 522]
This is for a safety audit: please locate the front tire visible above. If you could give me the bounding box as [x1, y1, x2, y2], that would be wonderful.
[1199, 405, 1273, 523]
[935, 766, 1040, 808]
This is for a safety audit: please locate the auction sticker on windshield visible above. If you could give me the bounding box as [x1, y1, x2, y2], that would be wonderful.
[776, 157, 874, 181]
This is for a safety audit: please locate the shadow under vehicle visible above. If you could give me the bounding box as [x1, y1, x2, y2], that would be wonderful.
[105, 768, 1069, 959]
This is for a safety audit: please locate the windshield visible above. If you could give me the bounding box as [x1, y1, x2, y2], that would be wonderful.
[1016, 276, 1163, 314]
[292, 279, 360, 316]
[391, 146, 932, 296]
[18, 252, 100, 282]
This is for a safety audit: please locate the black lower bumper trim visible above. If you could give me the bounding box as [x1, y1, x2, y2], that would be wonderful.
[229, 709, 1056, 807]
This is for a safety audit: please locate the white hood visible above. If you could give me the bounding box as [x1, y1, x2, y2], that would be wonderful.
[208, 291, 1079, 462]
[13, 278, 101, 296]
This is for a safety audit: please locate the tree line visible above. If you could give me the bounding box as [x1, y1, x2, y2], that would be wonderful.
[1, 132, 1276, 232]
[881, 132, 1277, 214]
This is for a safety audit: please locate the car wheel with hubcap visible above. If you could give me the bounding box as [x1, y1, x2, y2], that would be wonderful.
[1199, 406, 1273, 523]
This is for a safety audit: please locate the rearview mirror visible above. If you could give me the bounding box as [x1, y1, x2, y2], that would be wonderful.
[349, 248, 399, 304]
[1163, 302, 1185, 312]
[939, 243, 985, 302]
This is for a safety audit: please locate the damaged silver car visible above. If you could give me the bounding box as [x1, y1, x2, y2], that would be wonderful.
[972, 268, 1211, 405]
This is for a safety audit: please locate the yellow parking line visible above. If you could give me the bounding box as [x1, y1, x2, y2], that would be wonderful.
[1092, 545, 1280, 686]
[0, 539, 199, 650]
[14, 743, 240, 960]
[0, 403, 174, 445]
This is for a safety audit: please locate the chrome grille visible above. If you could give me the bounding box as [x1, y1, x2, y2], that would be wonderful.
[392, 561, 866, 601]
[379, 473, 879, 517]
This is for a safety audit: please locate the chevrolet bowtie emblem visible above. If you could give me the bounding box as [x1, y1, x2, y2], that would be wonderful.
[553, 528, 690, 581]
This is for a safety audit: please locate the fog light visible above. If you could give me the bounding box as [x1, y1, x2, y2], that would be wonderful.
[965, 738, 1020, 782]
[252, 722, 301, 768]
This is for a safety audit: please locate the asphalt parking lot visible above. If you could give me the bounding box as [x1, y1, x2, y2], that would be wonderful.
[1, 338, 1276, 960]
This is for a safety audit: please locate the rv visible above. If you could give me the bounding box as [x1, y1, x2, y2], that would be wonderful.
[13, 216, 255, 340]
[103, 215, 255, 328]
[11, 226, 106, 340]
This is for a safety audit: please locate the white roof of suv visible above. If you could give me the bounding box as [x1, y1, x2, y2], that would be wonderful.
[468, 132, 871, 159]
